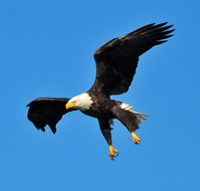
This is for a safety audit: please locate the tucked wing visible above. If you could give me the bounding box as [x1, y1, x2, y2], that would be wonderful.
[91, 22, 174, 95]
[26, 97, 76, 133]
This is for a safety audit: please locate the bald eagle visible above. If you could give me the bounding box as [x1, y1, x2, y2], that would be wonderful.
[27, 22, 174, 160]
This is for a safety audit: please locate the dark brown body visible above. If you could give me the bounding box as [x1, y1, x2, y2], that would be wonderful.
[79, 91, 139, 145]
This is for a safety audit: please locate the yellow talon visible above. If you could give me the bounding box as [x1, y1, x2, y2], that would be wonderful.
[109, 145, 119, 160]
[131, 132, 140, 144]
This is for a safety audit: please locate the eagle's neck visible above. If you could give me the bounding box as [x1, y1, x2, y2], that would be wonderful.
[70, 92, 93, 111]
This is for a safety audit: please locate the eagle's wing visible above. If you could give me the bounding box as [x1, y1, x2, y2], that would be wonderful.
[91, 22, 174, 95]
[26, 97, 76, 133]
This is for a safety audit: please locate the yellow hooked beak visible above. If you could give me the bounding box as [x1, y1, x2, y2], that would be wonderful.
[66, 101, 76, 110]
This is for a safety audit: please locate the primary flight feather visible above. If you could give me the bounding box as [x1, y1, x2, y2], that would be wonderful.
[27, 22, 174, 160]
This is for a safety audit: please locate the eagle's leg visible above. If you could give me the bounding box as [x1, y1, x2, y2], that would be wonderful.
[98, 118, 119, 160]
[113, 106, 140, 145]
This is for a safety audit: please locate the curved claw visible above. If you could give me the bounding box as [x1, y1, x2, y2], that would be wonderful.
[131, 132, 140, 144]
[109, 145, 119, 160]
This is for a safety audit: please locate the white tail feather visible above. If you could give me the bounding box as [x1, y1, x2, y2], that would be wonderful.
[120, 103, 150, 124]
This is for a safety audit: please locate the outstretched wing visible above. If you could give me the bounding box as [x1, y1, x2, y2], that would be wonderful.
[91, 22, 174, 95]
[26, 97, 76, 133]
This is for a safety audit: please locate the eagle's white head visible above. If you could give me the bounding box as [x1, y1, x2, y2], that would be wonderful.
[66, 92, 93, 111]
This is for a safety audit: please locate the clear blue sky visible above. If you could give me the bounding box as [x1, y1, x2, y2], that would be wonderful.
[0, 1, 199, 190]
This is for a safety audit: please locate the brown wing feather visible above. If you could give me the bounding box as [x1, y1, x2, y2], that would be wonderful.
[27, 97, 76, 133]
[91, 22, 174, 95]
